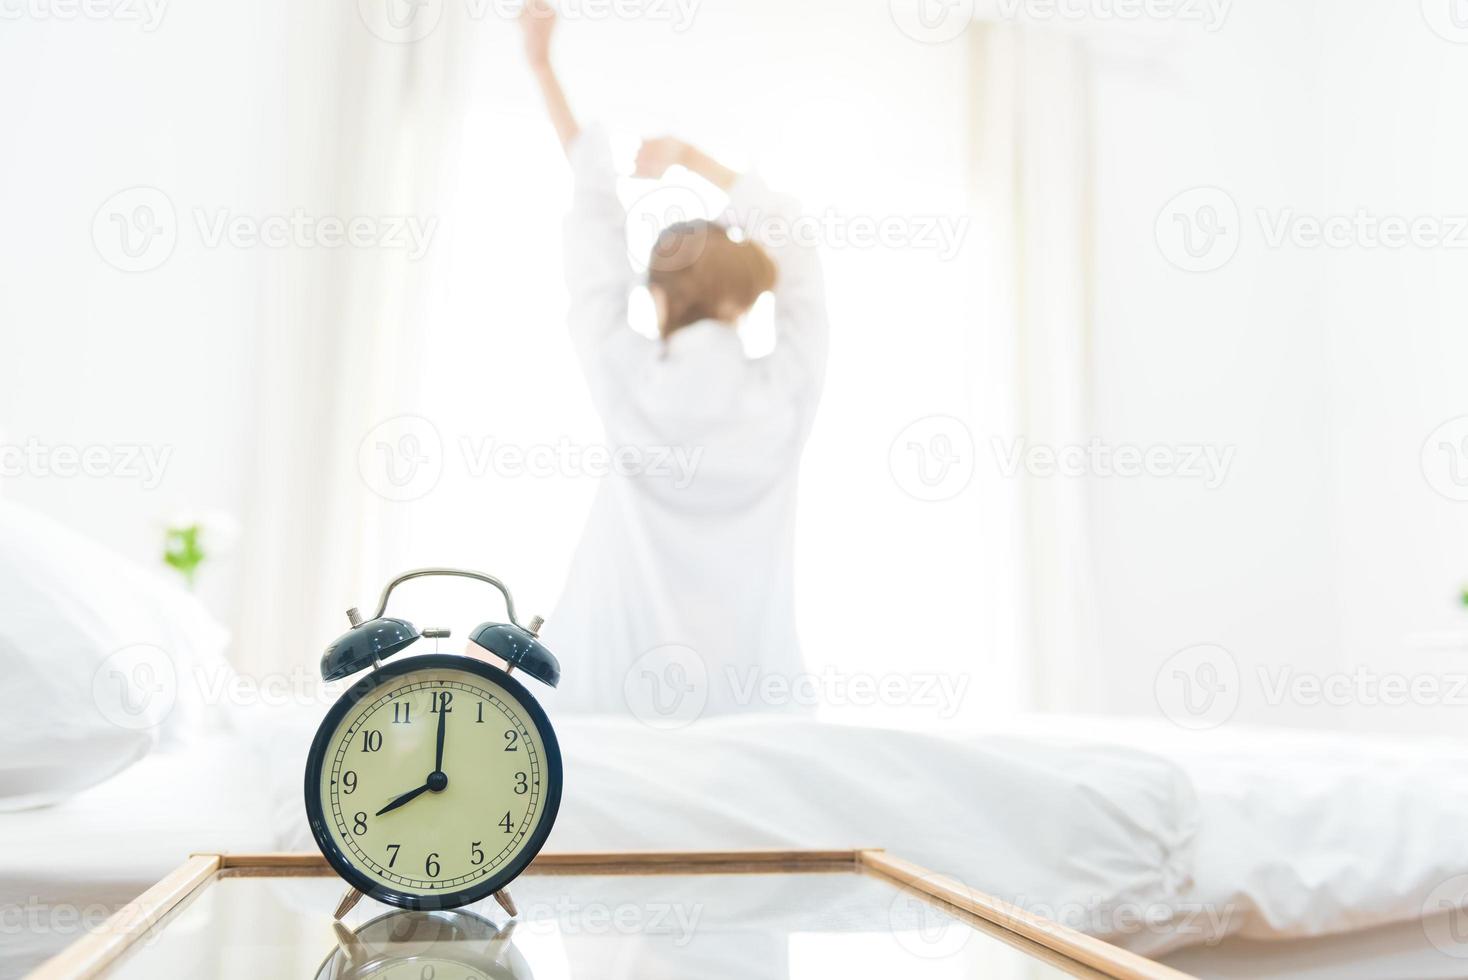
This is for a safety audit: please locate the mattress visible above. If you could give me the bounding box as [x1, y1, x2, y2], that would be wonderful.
[0, 733, 276, 979]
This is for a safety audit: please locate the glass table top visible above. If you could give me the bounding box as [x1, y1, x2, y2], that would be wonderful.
[97, 866, 1107, 979]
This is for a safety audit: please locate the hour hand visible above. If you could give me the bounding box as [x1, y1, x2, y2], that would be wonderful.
[376, 782, 430, 816]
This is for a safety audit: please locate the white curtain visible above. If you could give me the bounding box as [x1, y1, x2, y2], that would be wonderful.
[233, 6, 471, 676]
[968, 22, 1099, 712]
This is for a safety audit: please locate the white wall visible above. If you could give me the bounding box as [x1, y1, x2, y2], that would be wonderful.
[0, 6, 282, 619]
[1084, 1, 1468, 734]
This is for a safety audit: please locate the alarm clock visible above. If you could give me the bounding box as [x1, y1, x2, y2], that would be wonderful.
[304, 568, 563, 916]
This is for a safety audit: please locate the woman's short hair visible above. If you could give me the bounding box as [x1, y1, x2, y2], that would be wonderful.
[647, 220, 777, 337]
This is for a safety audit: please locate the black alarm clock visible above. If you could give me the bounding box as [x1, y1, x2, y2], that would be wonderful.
[304, 568, 563, 916]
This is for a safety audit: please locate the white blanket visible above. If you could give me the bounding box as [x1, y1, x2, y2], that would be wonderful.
[980, 716, 1468, 957]
[264, 711, 1468, 955]
[264, 713, 1199, 922]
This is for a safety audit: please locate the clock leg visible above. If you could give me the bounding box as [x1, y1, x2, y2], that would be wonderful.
[334, 885, 366, 920]
[493, 888, 519, 918]
[332, 920, 369, 969]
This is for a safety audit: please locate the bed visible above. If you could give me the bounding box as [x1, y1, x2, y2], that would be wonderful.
[6, 710, 1467, 979]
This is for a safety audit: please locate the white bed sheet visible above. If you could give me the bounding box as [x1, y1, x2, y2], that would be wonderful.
[0, 733, 275, 979]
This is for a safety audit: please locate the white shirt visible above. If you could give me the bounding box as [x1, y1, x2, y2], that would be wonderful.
[541, 129, 829, 721]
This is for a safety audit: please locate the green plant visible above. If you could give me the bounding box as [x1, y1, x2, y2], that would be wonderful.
[163, 524, 206, 589]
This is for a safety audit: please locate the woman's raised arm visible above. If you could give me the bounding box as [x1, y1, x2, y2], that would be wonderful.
[520, 0, 580, 152]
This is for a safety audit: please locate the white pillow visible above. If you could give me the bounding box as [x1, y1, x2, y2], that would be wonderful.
[0, 500, 233, 811]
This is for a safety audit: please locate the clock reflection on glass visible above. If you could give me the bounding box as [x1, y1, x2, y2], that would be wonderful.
[315, 909, 534, 980]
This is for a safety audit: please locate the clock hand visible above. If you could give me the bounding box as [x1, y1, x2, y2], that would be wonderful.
[376, 781, 431, 816]
[434, 694, 447, 773]
[375, 697, 452, 818]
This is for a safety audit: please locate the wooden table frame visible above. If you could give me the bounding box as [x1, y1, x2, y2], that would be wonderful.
[30, 850, 1197, 980]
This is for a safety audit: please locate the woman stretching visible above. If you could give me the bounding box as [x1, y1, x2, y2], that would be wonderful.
[519, 1, 829, 720]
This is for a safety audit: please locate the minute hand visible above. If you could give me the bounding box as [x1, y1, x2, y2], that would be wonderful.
[434, 696, 447, 772]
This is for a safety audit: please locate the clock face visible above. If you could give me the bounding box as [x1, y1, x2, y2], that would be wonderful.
[305, 655, 562, 909]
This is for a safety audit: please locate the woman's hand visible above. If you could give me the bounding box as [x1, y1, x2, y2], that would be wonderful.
[633, 138, 690, 179]
[636, 139, 738, 191]
[520, 0, 556, 69]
